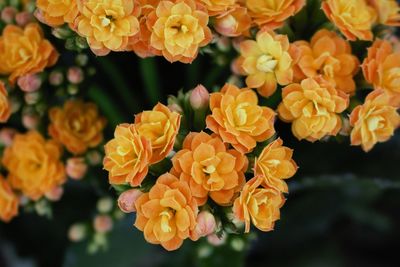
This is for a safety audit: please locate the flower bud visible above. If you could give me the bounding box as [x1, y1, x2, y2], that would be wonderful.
[68, 223, 87, 242]
[168, 103, 183, 113]
[66, 157, 88, 180]
[24, 91, 41, 105]
[67, 67, 84, 84]
[1, 6, 17, 24]
[195, 210, 216, 238]
[17, 74, 42, 92]
[0, 128, 17, 146]
[97, 197, 113, 213]
[93, 215, 113, 233]
[207, 233, 226, 246]
[22, 113, 40, 130]
[45, 186, 64, 201]
[76, 54, 89, 66]
[339, 117, 351, 136]
[15, 11, 33, 27]
[190, 85, 209, 110]
[117, 189, 143, 213]
[230, 237, 245, 251]
[86, 150, 102, 166]
[49, 71, 64, 86]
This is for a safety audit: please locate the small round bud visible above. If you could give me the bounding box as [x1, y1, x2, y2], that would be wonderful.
[67, 67, 84, 84]
[67, 84, 79, 95]
[22, 113, 40, 130]
[68, 223, 87, 242]
[93, 215, 113, 234]
[45, 186, 64, 202]
[207, 233, 226, 246]
[49, 71, 64, 86]
[66, 157, 88, 180]
[24, 91, 41, 105]
[230, 237, 245, 251]
[194, 210, 216, 238]
[97, 197, 113, 213]
[15, 11, 33, 27]
[1, 6, 17, 24]
[76, 54, 89, 66]
[189, 85, 209, 110]
[86, 150, 102, 166]
[117, 189, 143, 213]
[0, 128, 17, 146]
[18, 74, 42, 92]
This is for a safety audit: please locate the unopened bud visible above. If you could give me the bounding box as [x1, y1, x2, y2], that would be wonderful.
[66, 157, 88, 180]
[67, 67, 84, 84]
[45, 186, 64, 201]
[24, 91, 41, 105]
[15, 11, 33, 27]
[207, 232, 226, 246]
[195, 211, 216, 238]
[93, 215, 113, 233]
[68, 223, 86, 242]
[117, 189, 143, 213]
[168, 103, 183, 113]
[49, 71, 64, 86]
[1, 6, 16, 24]
[86, 150, 102, 166]
[190, 85, 209, 110]
[22, 113, 40, 130]
[76, 54, 89, 66]
[18, 74, 42, 92]
[339, 117, 351, 136]
[97, 197, 113, 213]
[0, 128, 17, 146]
[230, 237, 245, 251]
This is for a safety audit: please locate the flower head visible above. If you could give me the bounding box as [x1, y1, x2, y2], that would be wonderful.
[35, 0, 79, 26]
[350, 90, 400, 152]
[206, 84, 275, 153]
[214, 6, 251, 37]
[0, 23, 58, 84]
[0, 176, 19, 222]
[134, 173, 198, 251]
[2, 131, 66, 200]
[277, 77, 349, 141]
[171, 132, 248, 205]
[199, 0, 236, 16]
[369, 0, 400, 26]
[0, 82, 11, 123]
[48, 100, 107, 155]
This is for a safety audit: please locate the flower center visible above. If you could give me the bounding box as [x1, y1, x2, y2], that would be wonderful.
[159, 210, 173, 233]
[256, 54, 278, 73]
[203, 165, 216, 174]
[367, 115, 384, 131]
[235, 107, 247, 126]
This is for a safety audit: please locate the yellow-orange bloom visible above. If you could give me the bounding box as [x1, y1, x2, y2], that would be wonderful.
[368, 0, 400, 26]
[0, 176, 19, 222]
[233, 177, 285, 233]
[74, 0, 140, 55]
[214, 6, 251, 37]
[362, 39, 400, 107]
[255, 138, 297, 193]
[350, 90, 400, 152]
[35, 0, 79, 27]
[171, 132, 248, 206]
[2, 131, 66, 200]
[0, 23, 58, 84]
[237, 30, 294, 97]
[134, 173, 198, 251]
[147, 0, 212, 63]
[293, 29, 359, 95]
[206, 84, 276, 153]
[322, 0, 376, 41]
[0, 82, 11, 123]
[103, 124, 152, 186]
[48, 100, 107, 155]
[246, 0, 305, 29]
[199, 0, 236, 16]
[135, 103, 181, 163]
[277, 77, 349, 141]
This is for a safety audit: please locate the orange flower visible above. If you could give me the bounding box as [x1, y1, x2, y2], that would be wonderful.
[246, 0, 305, 29]
[74, 0, 140, 55]
[255, 138, 297, 193]
[322, 0, 376, 41]
[368, 0, 400, 26]
[0, 176, 19, 222]
[135, 103, 181, 163]
[103, 124, 152, 186]
[362, 39, 400, 107]
[48, 100, 107, 155]
[134, 173, 198, 251]
[292, 29, 360, 94]
[199, 0, 236, 16]
[35, 0, 79, 27]
[350, 90, 400, 152]
[233, 177, 285, 233]
[214, 6, 251, 37]
[206, 84, 275, 153]
[2, 131, 66, 200]
[237, 30, 294, 97]
[171, 132, 248, 205]
[277, 77, 349, 141]
[0, 81, 11, 123]
[147, 0, 212, 63]
[0, 23, 58, 84]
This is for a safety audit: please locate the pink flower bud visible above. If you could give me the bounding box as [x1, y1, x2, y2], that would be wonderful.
[87, 150, 102, 166]
[17, 74, 42, 92]
[195, 211, 216, 237]
[66, 157, 88, 180]
[93, 215, 113, 233]
[67, 67, 84, 84]
[168, 103, 183, 113]
[68, 223, 86, 242]
[0, 128, 17, 146]
[49, 71, 64, 86]
[22, 113, 40, 130]
[207, 233, 226, 246]
[45, 186, 64, 201]
[1, 7, 17, 24]
[117, 189, 143, 213]
[15, 11, 33, 27]
[190, 85, 209, 110]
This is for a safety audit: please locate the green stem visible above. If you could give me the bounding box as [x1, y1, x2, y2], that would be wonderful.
[139, 58, 162, 106]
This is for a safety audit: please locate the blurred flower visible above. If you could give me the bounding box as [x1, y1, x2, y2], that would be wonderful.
[171, 132, 247, 205]
[15, 11, 34, 27]
[255, 138, 297, 193]
[2, 131, 66, 200]
[0, 128, 17, 146]
[362, 39, 400, 107]
[49, 71, 64, 86]
[104, 124, 152, 187]
[147, 0, 212, 63]
[233, 177, 285, 233]
[94, 215, 113, 233]
[135, 103, 181, 163]
[246, 0, 305, 29]
[134, 173, 198, 251]
[292, 29, 359, 95]
[17, 74, 42, 92]
[44, 186, 64, 201]
[207, 232, 226, 246]
[206, 84, 275, 153]
[118, 189, 143, 213]
[214, 6, 251, 37]
[192, 210, 216, 240]
[68, 223, 87, 242]
[0, 23, 59, 84]
[199, 0, 236, 16]
[24, 91, 41, 105]
[277, 77, 349, 141]
[22, 113, 40, 130]
[368, 0, 400, 26]
[350, 90, 400, 152]
[97, 197, 114, 213]
[190, 84, 209, 110]
[86, 150, 102, 166]
[0, 81, 11, 123]
[0, 176, 19, 222]
[236, 30, 293, 97]
[322, 0, 376, 41]
[74, 0, 140, 55]
[49, 100, 107, 155]
[35, 0, 79, 27]
[67, 67, 84, 84]
[1, 6, 17, 24]
[66, 157, 88, 180]
[168, 103, 183, 113]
